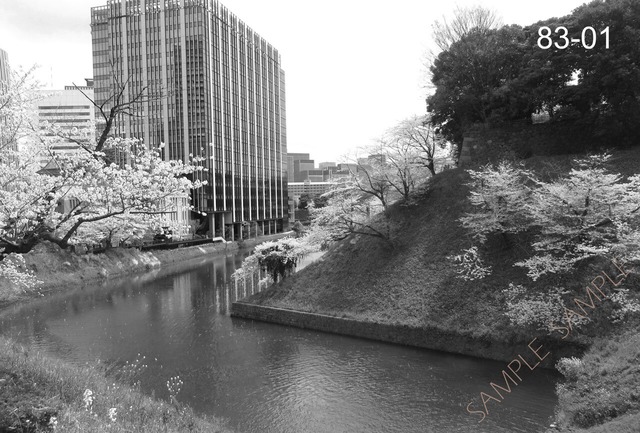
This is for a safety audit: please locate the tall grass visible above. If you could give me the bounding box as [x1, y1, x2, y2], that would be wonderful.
[0, 336, 232, 433]
[553, 330, 640, 432]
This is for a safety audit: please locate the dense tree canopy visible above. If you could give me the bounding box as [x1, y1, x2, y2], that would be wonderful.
[427, 0, 640, 148]
[428, 25, 530, 143]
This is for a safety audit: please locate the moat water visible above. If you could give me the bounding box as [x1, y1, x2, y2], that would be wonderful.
[0, 251, 559, 432]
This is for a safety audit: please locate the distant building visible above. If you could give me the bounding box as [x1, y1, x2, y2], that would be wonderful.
[337, 163, 360, 174]
[320, 165, 342, 181]
[318, 161, 336, 169]
[288, 181, 335, 197]
[36, 81, 96, 166]
[287, 152, 310, 177]
[286, 155, 345, 220]
[288, 180, 335, 221]
[293, 159, 315, 181]
[297, 168, 323, 182]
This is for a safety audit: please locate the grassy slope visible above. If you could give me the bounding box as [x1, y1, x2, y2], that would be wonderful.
[0, 336, 232, 433]
[250, 166, 524, 340]
[247, 147, 640, 432]
[251, 158, 596, 340]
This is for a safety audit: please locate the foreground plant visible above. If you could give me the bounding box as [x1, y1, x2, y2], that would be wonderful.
[0, 337, 231, 432]
[233, 237, 317, 285]
[0, 67, 209, 290]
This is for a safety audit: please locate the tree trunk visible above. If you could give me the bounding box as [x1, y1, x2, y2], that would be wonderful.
[427, 160, 436, 176]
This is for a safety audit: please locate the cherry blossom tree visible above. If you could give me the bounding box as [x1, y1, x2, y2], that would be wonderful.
[516, 155, 640, 279]
[454, 154, 640, 329]
[458, 154, 640, 280]
[0, 68, 206, 256]
[387, 115, 449, 177]
[458, 161, 535, 244]
[344, 152, 392, 210]
[310, 181, 392, 244]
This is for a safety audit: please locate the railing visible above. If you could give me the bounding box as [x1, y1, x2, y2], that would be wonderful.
[139, 237, 224, 251]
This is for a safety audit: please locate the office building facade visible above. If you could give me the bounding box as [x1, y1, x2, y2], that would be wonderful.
[0, 48, 9, 90]
[0, 49, 18, 155]
[37, 82, 96, 164]
[90, 0, 287, 239]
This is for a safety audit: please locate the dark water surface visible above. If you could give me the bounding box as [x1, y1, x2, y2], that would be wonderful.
[0, 252, 559, 433]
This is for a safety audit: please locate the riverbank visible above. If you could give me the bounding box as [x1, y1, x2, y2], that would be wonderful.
[0, 232, 291, 308]
[0, 336, 231, 433]
[0, 233, 291, 432]
[231, 302, 585, 368]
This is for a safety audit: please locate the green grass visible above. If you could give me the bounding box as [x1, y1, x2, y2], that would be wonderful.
[0, 336, 232, 433]
[249, 167, 502, 333]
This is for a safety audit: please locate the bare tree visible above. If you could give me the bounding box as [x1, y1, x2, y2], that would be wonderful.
[345, 153, 392, 211]
[344, 139, 430, 207]
[431, 5, 502, 53]
[73, 67, 162, 153]
[388, 115, 447, 177]
[368, 139, 423, 203]
[311, 182, 393, 245]
[424, 5, 502, 89]
[40, 63, 168, 158]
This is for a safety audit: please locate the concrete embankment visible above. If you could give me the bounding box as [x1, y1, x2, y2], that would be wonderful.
[231, 301, 587, 368]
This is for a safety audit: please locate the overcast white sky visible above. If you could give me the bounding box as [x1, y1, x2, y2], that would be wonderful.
[0, 0, 588, 163]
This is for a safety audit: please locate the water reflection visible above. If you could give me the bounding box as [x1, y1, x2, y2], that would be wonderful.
[0, 252, 557, 433]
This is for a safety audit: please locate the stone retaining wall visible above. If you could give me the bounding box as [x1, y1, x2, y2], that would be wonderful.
[459, 120, 604, 167]
[231, 301, 587, 368]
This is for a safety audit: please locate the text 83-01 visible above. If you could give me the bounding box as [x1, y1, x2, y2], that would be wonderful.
[537, 26, 609, 50]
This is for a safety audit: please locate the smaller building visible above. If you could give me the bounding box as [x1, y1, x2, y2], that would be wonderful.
[318, 161, 336, 169]
[287, 152, 310, 177]
[337, 163, 360, 175]
[36, 81, 96, 164]
[297, 169, 324, 182]
[288, 181, 335, 198]
[293, 159, 316, 181]
[288, 180, 335, 222]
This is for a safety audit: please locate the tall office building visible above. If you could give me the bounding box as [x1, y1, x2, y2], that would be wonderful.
[90, 0, 287, 239]
[0, 48, 9, 90]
